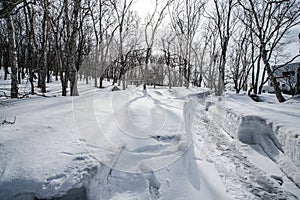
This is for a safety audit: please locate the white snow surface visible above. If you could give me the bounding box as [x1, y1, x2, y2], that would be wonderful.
[0, 75, 300, 200]
[208, 93, 300, 199]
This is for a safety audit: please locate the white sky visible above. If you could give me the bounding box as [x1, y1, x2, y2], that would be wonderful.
[132, 0, 156, 20]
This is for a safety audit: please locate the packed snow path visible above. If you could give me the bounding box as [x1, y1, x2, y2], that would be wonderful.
[0, 81, 300, 199]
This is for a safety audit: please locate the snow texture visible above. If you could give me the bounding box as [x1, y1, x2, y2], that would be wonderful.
[1, 71, 300, 199]
[208, 93, 300, 193]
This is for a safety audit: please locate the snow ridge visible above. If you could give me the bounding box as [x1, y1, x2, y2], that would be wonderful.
[208, 98, 300, 197]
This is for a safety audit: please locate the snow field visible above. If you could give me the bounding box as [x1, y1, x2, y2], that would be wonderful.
[1, 72, 300, 199]
[1, 79, 230, 199]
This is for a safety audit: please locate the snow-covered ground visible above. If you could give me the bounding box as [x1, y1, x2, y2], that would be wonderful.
[207, 93, 300, 199]
[0, 73, 299, 199]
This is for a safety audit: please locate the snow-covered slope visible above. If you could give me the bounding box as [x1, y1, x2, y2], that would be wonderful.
[1, 75, 300, 199]
[207, 93, 300, 198]
[0, 80, 228, 199]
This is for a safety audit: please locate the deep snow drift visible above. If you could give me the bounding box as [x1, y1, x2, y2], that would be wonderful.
[207, 93, 300, 199]
[0, 76, 300, 199]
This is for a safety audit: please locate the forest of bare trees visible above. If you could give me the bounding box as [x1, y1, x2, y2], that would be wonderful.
[0, 0, 299, 102]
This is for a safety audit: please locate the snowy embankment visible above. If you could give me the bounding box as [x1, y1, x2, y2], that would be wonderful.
[207, 94, 300, 190]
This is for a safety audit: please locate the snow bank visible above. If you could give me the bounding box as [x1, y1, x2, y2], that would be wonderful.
[208, 95, 300, 188]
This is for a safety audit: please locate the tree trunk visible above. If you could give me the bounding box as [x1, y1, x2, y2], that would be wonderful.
[167, 65, 172, 89]
[29, 69, 35, 95]
[40, 70, 47, 93]
[295, 65, 300, 95]
[4, 48, 10, 80]
[143, 48, 151, 91]
[253, 56, 261, 94]
[258, 68, 267, 94]
[84, 69, 89, 84]
[94, 69, 98, 87]
[47, 69, 51, 83]
[6, 14, 18, 98]
[69, 70, 79, 96]
[18, 65, 22, 84]
[65, 0, 80, 96]
[99, 76, 104, 88]
[261, 47, 285, 102]
[61, 71, 68, 96]
[216, 49, 226, 96]
[186, 59, 191, 89]
[0, 49, 2, 71]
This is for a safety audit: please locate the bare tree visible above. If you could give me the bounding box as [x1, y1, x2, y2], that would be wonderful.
[4, 2, 18, 98]
[208, 0, 236, 95]
[170, 0, 206, 88]
[201, 20, 219, 91]
[142, 0, 173, 90]
[87, 0, 115, 88]
[110, 0, 142, 89]
[238, 0, 300, 102]
[39, 0, 49, 93]
[228, 25, 254, 93]
[0, 17, 10, 80]
[58, 0, 88, 96]
[296, 64, 300, 95]
[161, 30, 176, 89]
[23, 1, 37, 95]
[48, 0, 68, 96]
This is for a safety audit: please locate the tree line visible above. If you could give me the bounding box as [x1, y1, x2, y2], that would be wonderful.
[0, 0, 299, 102]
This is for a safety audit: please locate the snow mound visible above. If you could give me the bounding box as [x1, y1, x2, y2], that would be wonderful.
[208, 96, 300, 189]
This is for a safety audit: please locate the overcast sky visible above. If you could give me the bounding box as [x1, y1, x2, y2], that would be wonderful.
[132, 0, 156, 20]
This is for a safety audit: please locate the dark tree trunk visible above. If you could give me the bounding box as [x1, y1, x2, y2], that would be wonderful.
[40, 70, 47, 93]
[69, 70, 79, 96]
[47, 69, 51, 83]
[0, 48, 2, 71]
[24, 2, 36, 95]
[18, 67, 21, 84]
[6, 13, 18, 98]
[61, 71, 68, 96]
[85, 73, 89, 84]
[258, 68, 267, 94]
[143, 48, 151, 91]
[261, 47, 285, 102]
[253, 56, 261, 94]
[4, 48, 10, 80]
[295, 65, 300, 95]
[21, 66, 26, 80]
[67, 0, 80, 96]
[99, 76, 104, 88]
[40, 0, 48, 94]
[94, 69, 97, 87]
[29, 69, 35, 95]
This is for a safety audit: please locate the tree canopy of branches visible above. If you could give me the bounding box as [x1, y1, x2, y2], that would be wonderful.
[0, 0, 299, 102]
[238, 0, 300, 102]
